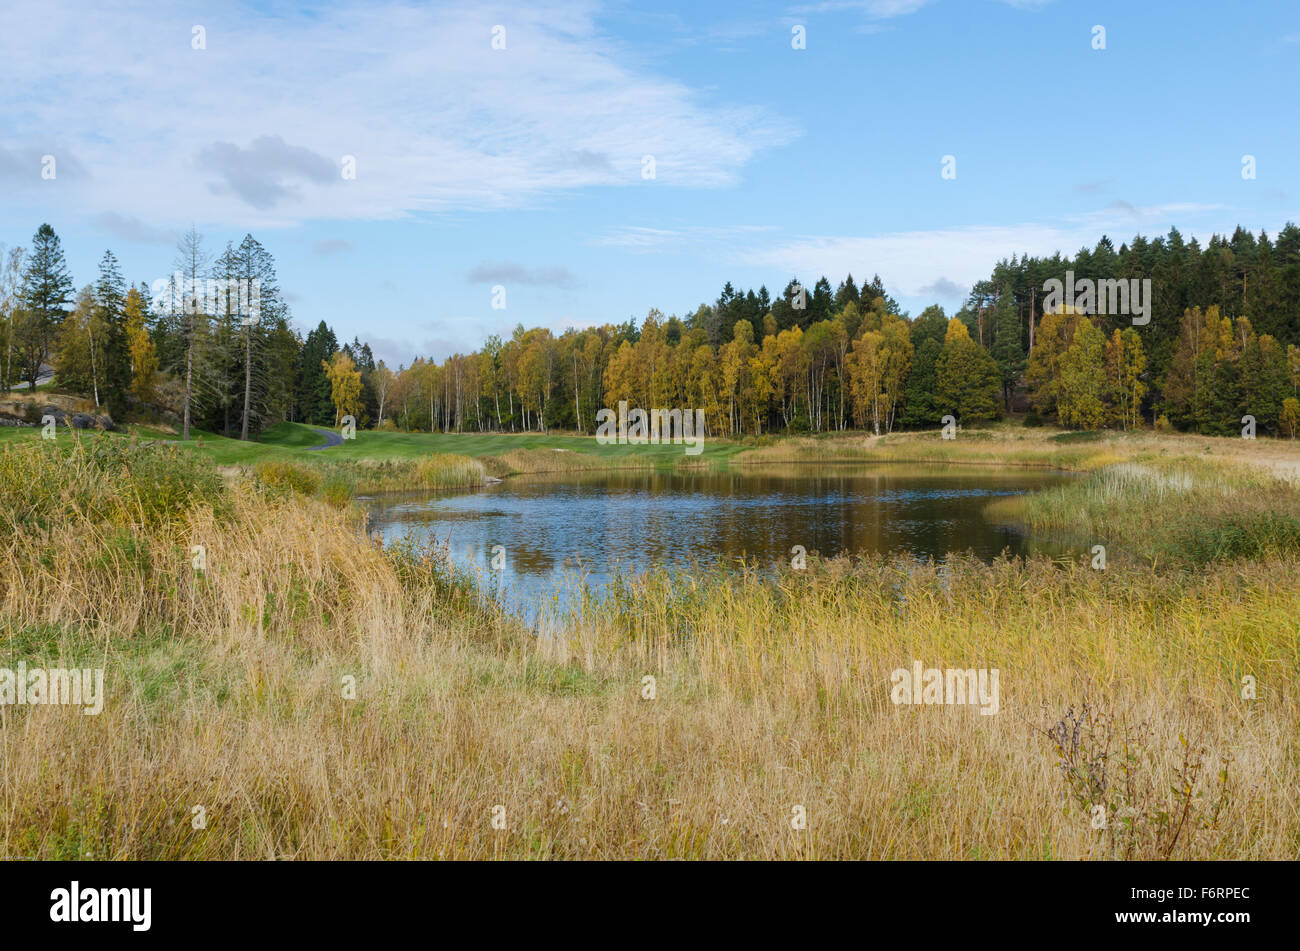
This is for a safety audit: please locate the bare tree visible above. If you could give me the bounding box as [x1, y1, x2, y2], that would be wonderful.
[174, 228, 212, 441]
[0, 244, 27, 393]
[373, 361, 394, 426]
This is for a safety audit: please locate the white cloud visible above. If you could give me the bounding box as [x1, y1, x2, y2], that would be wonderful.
[788, 1, 932, 16]
[0, 0, 796, 229]
[592, 224, 778, 252]
[735, 204, 1234, 300]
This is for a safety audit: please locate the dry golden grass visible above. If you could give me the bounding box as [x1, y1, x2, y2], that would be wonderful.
[484, 446, 669, 477]
[739, 422, 1300, 479]
[0, 437, 1297, 859]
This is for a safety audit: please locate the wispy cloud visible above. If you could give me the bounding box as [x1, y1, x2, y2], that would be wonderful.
[312, 239, 355, 256]
[592, 224, 778, 252]
[467, 261, 581, 289]
[92, 212, 175, 245]
[787, 0, 1049, 28]
[917, 277, 966, 299]
[0, 145, 89, 184]
[1073, 178, 1115, 195]
[198, 136, 339, 211]
[737, 203, 1234, 301]
[0, 0, 797, 228]
[788, 1, 932, 17]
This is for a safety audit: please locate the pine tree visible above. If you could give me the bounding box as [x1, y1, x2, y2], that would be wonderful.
[900, 336, 942, 428]
[298, 321, 338, 424]
[807, 276, 833, 328]
[834, 274, 859, 312]
[94, 250, 131, 419]
[17, 223, 73, 391]
[230, 234, 286, 438]
[989, 289, 1025, 412]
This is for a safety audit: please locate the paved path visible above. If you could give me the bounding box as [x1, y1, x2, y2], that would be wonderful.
[10, 365, 55, 390]
[303, 427, 344, 450]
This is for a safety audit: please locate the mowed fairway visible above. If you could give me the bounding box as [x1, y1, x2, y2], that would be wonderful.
[0, 421, 751, 468]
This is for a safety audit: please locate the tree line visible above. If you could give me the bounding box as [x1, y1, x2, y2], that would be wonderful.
[2, 222, 1298, 439]
[0, 224, 372, 438]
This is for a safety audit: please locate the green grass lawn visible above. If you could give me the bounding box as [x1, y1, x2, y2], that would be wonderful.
[259, 422, 751, 465]
[0, 420, 751, 467]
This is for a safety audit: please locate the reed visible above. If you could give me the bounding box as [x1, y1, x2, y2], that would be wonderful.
[251, 453, 489, 503]
[0, 438, 1296, 859]
[988, 457, 1300, 566]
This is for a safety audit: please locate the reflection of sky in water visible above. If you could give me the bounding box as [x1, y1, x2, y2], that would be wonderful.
[365, 465, 1078, 620]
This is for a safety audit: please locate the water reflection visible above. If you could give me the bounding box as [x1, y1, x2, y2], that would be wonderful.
[366, 464, 1077, 616]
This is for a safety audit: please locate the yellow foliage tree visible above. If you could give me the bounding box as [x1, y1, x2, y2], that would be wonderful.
[323, 351, 362, 426]
[1105, 328, 1146, 430]
[1281, 398, 1300, 439]
[1026, 306, 1084, 417]
[1058, 318, 1108, 430]
[944, 317, 971, 345]
[125, 287, 158, 404]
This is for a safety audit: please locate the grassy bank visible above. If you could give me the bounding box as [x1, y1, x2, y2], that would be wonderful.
[0, 420, 749, 496]
[5, 417, 1298, 494]
[734, 423, 1300, 474]
[0, 437, 1297, 859]
[987, 456, 1300, 566]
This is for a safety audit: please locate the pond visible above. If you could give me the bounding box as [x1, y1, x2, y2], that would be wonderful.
[364, 463, 1077, 617]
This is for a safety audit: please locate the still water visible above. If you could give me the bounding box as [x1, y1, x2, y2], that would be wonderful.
[364, 464, 1076, 615]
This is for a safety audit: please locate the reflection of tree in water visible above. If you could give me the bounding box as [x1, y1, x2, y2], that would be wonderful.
[366, 465, 1080, 617]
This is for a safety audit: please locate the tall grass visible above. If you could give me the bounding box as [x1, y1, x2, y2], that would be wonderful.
[0, 438, 1296, 859]
[486, 446, 670, 477]
[250, 453, 488, 503]
[989, 457, 1300, 566]
[0, 436, 225, 531]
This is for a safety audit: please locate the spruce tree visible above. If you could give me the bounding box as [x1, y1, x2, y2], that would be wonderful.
[94, 250, 131, 420]
[989, 289, 1026, 412]
[17, 223, 73, 391]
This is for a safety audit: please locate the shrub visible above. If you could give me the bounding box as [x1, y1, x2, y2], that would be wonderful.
[254, 460, 322, 497]
[1043, 703, 1231, 860]
[0, 437, 224, 532]
[320, 472, 355, 507]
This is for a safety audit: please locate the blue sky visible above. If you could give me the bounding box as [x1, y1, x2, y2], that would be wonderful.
[3, 0, 1298, 366]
